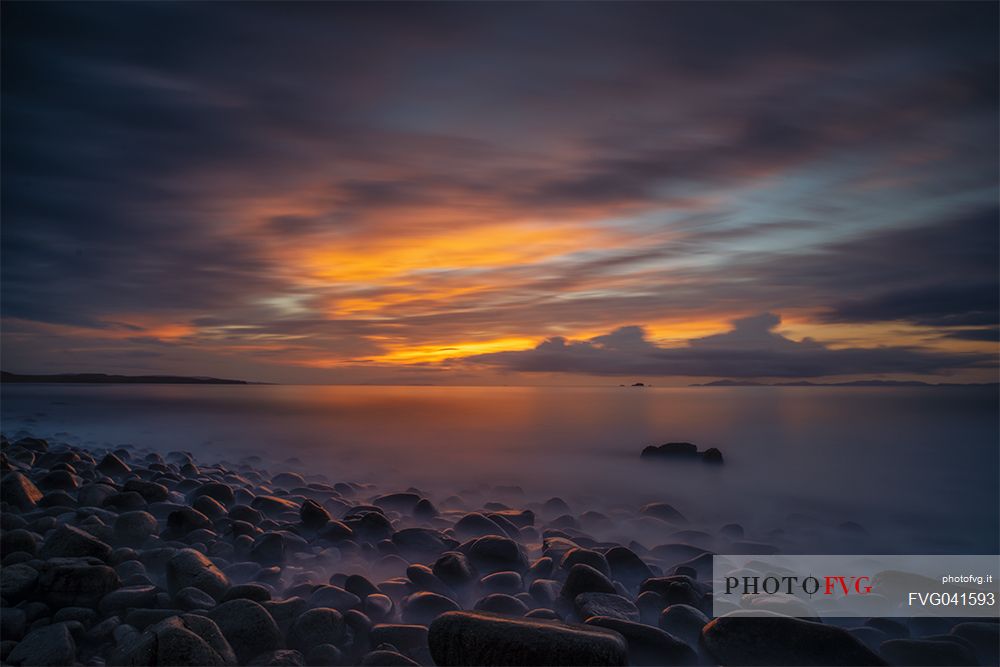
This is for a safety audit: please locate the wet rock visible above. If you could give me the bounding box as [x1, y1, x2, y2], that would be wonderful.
[97, 453, 131, 476]
[318, 521, 354, 543]
[114, 511, 158, 547]
[950, 621, 999, 665]
[167, 507, 214, 536]
[641, 442, 698, 460]
[1, 529, 37, 556]
[392, 528, 453, 560]
[880, 637, 977, 665]
[428, 610, 628, 666]
[402, 591, 460, 625]
[229, 505, 266, 525]
[124, 479, 170, 503]
[175, 586, 217, 611]
[701, 448, 724, 464]
[252, 495, 300, 518]
[6, 621, 76, 667]
[468, 536, 528, 575]
[288, 608, 345, 653]
[350, 511, 395, 542]
[480, 571, 523, 595]
[2, 472, 44, 511]
[300, 499, 332, 528]
[99, 585, 159, 614]
[251, 532, 287, 565]
[223, 582, 272, 603]
[454, 513, 507, 540]
[305, 643, 342, 666]
[166, 548, 230, 598]
[474, 593, 529, 616]
[574, 592, 640, 622]
[640, 503, 687, 524]
[192, 483, 235, 507]
[1, 563, 38, 602]
[561, 564, 616, 600]
[37, 470, 79, 491]
[113, 614, 237, 666]
[605, 546, 653, 588]
[373, 493, 421, 514]
[658, 603, 707, 646]
[0, 607, 27, 641]
[433, 552, 477, 590]
[586, 616, 697, 666]
[307, 585, 360, 612]
[639, 576, 705, 609]
[272, 472, 307, 488]
[206, 599, 283, 663]
[360, 649, 419, 666]
[365, 593, 394, 622]
[413, 498, 438, 519]
[194, 495, 228, 519]
[561, 548, 610, 577]
[369, 624, 429, 662]
[248, 649, 306, 666]
[702, 612, 886, 666]
[78, 483, 117, 508]
[37, 562, 121, 607]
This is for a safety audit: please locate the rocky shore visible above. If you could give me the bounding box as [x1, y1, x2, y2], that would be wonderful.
[1, 434, 996, 666]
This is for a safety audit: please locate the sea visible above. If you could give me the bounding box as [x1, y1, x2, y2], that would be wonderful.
[2, 383, 997, 555]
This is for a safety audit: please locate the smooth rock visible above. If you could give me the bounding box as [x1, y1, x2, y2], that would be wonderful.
[206, 599, 284, 663]
[166, 548, 230, 598]
[561, 564, 616, 600]
[575, 592, 640, 622]
[702, 611, 887, 666]
[402, 591, 460, 625]
[6, 622, 76, 667]
[428, 610, 628, 666]
[39, 524, 112, 561]
[288, 608, 344, 653]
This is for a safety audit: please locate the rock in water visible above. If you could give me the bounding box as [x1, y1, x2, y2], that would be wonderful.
[206, 599, 283, 663]
[585, 616, 697, 666]
[36, 563, 120, 607]
[166, 548, 230, 598]
[879, 638, 977, 666]
[701, 612, 886, 666]
[0, 563, 39, 602]
[428, 610, 627, 666]
[114, 511, 158, 547]
[1, 472, 44, 511]
[288, 608, 344, 653]
[561, 564, 616, 600]
[574, 593, 640, 622]
[6, 622, 76, 667]
[113, 614, 237, 666]
[300, 499, 332, 528]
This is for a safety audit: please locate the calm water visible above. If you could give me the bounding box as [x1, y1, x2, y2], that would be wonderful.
[2, 384, 997, 554]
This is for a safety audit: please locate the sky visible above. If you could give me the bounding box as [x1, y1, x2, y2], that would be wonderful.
[2, 1, 997, 385]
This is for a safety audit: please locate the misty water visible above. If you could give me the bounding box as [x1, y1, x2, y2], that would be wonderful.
[2, 383, 997, 555]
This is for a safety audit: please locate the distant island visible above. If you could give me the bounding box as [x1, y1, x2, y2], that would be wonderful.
[1, 371, 253, 385]
[691, 379, 998, 387]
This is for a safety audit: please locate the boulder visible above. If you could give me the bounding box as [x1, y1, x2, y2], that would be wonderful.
[879, 638, 976, 666]
[114, 511, 158, 547]
[658, 604, 708, 646]
[113, 614, 237, 666]
[402, 591, 461, 625]
[561, 564, 616, 600]
[299, 499, 332, 528]
[701, 611, 886, 666]
[1, 563, 38, 602]
[6, 622, 76, 667]
[288, 608, 344, 653]
[468, 536, 528, 575]
[206, 599, 284, 663]
[2, 473, 44, 511]
[36, 562, 121, 607]
[574, 593, 640, 622]
[166, 548, 230, 598]
[586, 616, 697, 666]
[428, 610, 627, 666]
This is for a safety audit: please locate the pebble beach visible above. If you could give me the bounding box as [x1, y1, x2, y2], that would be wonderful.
[1, 433, 997, 667]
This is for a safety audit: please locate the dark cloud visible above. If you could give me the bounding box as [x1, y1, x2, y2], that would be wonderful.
[467, 313, 993, 379]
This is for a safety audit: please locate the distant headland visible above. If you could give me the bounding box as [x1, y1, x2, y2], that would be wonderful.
[1, 371, 254, 385]
[690, 379, 998, 388]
